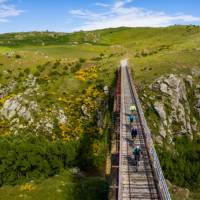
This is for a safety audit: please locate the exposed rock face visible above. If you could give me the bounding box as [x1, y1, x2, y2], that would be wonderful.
[0, 74, 68, 135]
[196, 99, 200, 117]
[36, 117, 54, 134]
[184, 75, 193, 87]
[160, 83, 168, 93]
[148, 73, 200, 143]
[0, 82, 17, 98]
[1, 95, 31, 120]
[154, 102, 166, 122]
[195, 83, 200, 117]
[159, 123, 167, 138]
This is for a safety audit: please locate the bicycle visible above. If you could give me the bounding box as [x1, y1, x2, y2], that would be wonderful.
[134, 154, 140, 172]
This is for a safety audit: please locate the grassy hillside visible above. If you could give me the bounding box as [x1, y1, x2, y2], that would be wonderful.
[0, 25, 200, 200]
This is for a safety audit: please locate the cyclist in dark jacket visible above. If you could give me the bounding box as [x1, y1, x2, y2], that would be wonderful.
[131, 127, 138, 140]
[133, 146, 142, 161]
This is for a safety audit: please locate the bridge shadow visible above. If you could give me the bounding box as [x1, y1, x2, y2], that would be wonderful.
[125, 137, 134, 147]
[111, 153, 119, 166]
[124, 154, 137, 168]
[123, 123, 132, 132]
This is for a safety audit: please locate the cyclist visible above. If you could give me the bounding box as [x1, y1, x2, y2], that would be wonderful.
[128, 114, 135, 127]
[132, 146, 142, 171]
[130, 105, 136, 113]
[131, 127, 138, 141]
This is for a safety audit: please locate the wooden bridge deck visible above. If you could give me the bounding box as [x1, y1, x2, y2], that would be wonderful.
[109, 60, 171, 200]
[119, 64, 159, 200]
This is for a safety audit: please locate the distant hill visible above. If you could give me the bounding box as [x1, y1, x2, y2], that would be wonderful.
[0, 25, 200, 200]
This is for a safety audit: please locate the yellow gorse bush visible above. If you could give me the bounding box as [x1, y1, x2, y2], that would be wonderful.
[20, 183, 35, 192]
[0, 94, 15, 105]
[75, 66, 98, 81]
[58, 84, 105, 142]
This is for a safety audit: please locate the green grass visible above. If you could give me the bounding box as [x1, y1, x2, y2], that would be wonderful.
[22, 44, 112, 59]
[0, 170, 108, 200]
[130, 50, 200, 84]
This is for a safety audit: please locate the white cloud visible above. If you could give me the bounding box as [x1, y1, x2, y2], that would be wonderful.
[70, 0, 200, 31]
[95, 2, 110, 8]
[0, 0, 23, 23]
[0, 0, 7, 3]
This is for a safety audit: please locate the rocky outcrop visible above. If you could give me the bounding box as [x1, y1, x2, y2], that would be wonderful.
[81, 104, 90, 117]
[195, 84, 200, 118]
[196, 99, 200, 117]
[154, 102, 167, 122]
[0, 73, 68, 135]
[148, 73, 200, 143]
[0, 81, 17, 99]
[1, 95, 32, 120]
[57, 109, 67, 124]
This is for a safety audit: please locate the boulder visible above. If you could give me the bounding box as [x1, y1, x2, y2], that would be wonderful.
[103, 86, 109, 95]
[57, 109, 67, 124]
[1, 98, 21, 119]
[81, 104, 90, 117]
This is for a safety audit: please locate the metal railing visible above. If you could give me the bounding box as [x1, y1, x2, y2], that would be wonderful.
[126, 67, 171, 200]
[117, 65, 124, 200]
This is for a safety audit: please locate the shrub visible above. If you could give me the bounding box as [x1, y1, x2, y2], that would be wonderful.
[15, 54, 21, 59]
[157, 136, 200, 191]
[79, 58, 86, 63]
[71, 63, 82, 73]
[24, 68, 30, 74]
[0, 135, 79, 186]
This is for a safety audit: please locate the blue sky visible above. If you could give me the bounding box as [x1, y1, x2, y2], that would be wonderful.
[0, 0, 200, 33]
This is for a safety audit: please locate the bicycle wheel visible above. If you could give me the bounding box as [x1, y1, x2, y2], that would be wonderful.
[135, 156, 139, 172]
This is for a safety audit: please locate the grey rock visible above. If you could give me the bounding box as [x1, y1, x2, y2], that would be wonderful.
[18, 106, 31, 120]
[164, 74, 180, 89]
[155, 135, 163, 145]
[150, 73, 197, 139]
[81, 104, 90, 117]
[1, 98, 21, 119]
[103, 86, 109, 95]
[0, 81, 17, 98]
[159, 124, 167, 138]
[36, 117, 54, 133]
[70, 167, 80, 174]
[154, 102, 166, 121]
[196, 99, 200, 117]
[191, 118, 198, 132]
[29, 101, 38, 111]
[160, 83, 168, 94]
[57, 109, 67, 124]
[184, 75, 193, 87]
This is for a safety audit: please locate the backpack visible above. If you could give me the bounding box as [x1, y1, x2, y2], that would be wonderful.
[131, 128, 137, 136]
[129, 115, 134, 122]
[134, 148, 141, 155]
